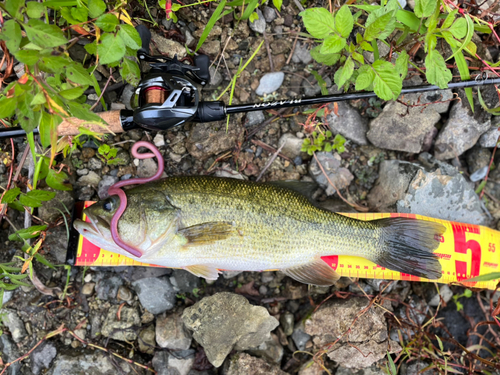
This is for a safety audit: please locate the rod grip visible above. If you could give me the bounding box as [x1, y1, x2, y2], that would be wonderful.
[58, 110, 124, 136]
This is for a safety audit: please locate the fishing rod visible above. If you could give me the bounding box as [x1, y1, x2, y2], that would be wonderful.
[1, 25, 500, 140]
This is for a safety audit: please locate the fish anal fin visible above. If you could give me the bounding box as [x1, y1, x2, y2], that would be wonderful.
[184, 265, 220, 280]
[282, 259, 340, 286]
[179, 222, 235, 247]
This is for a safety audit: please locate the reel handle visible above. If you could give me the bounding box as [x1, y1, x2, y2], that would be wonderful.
[136, 24, 152, 56]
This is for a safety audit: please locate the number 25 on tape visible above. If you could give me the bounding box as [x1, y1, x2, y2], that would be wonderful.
[451, 223, 481, 283]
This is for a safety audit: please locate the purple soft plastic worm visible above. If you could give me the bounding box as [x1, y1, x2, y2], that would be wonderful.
[107, 141, 164, 258]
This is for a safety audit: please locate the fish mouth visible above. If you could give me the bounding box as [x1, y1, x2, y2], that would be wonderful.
[73, 214, 110, 238]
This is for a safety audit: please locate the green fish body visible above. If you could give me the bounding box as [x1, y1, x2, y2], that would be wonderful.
[74, 176, 444, 285]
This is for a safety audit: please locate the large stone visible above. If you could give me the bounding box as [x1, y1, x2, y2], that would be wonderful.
[309, 152, 354, 196]
[101, 305, 141, 341]
[367, 93, 443, 153]
[30, 341, 57, 375]
[151, 30, 186, 58]
[0, 335, 21, 375]
[186, 118, 244, 160]
[170, 269, 200, 294]
[47, 350, 136, 374]
[325, 102, 368, 145]
[152, 350, 196, 375]
[466, 147, 491, 175]
[38, 188, 74, 223]
[132, 276, 177, 315]
[156, 311, 192, 350]
[396, 169, 490, 225]
[278, 133, 304, 160]
[225, 353, 289, 375]
[367, 160, 421, 211]
[304, 298, 400, 369]
[182, 292, 279, 367]
[479, 116, 500, 148]
[255, 72, 285, 96]
[434, 101, 491, 160]
[1, 309, 27, 343]
[248, 333, 283, 364]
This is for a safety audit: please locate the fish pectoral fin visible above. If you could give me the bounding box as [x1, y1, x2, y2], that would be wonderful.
[184, 265, 220, 280]
[178, 222, 235, 246]
[282, 259, 340, 286]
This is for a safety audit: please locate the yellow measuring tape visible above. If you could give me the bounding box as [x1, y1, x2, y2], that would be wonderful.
[75, 203, 500, 290]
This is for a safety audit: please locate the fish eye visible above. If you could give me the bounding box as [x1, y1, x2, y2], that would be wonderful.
[103, 199, 113, 212]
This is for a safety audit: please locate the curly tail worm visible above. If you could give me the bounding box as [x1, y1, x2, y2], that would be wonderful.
[107, 141, 165, 258]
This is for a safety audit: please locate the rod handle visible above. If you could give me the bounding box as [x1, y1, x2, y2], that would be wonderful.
[58, 110, 124, 136]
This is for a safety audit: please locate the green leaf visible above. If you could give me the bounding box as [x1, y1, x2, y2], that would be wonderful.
[118, 24, 142, 50]
[8, 225, 47, 241]
[1, 188, 21, 204]
[120, 58, 141, 86]
[46, 169, 72, 191]
[355, 66, 375, 90]
[249, 11, 259, 23]
[310, 70, 329, 95]
[240, 0, 259, 20]
[464, 288, 473, 297]
[364, 11, 396, 41]
[60, 6, 80, 25]
[372, 60, 402, 100]
[59, 86, 86, 100]
[95, 14, 119, 32]
[310, 46, 340, 65]
[23, 19, 67, 48]
[442, 9, 458, 29]
[449, 18, 467, 39]
[8, 201, 25, 212]
[39, 112, 62, 148]
[71, 6, 88, 22]
[425, 49, 452, 89]
[66, 64, 94, 85]
[0, 97, 17, 119]
[414, 0, 437, 18]
[272, 0, 282, 12]
[360, 41, 374, 51]
[195, 0, 226, 52]
[14, 50, 40, 65]
[463, 272, 500, 282]
[395, 50, 409, 78]
[97, 33, 126, 65]
[396, 10, 422, 32]
[39, 55, 71, 73]
[26, 189, 56, 201]
[19, 194, 42, 208]
[387, 352, 397, 375]
[446, 14, 473, 61]
[88, 0, 106, 18]
[66, 102, 105, 126]
[84, 41, 97, 55]
[30, 91, 46, 105]
[5, 0, 24, 19]
[352, 52, 364, 64]
[299, 8, 336, 39]
[321, 34, 346, 54]
[334, 56, 354, 88]
[0, 20, 22, 53]
[452, 49, 473, 111]
[335, 5, 353, 38]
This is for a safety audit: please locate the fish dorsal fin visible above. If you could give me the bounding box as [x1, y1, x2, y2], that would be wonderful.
[184, 265, 220, 280]
[282, 259, 340, 286]
[178, 222, 236, 246]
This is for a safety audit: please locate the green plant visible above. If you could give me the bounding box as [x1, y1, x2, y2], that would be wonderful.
[299, 0, 487, 109]
[97, 143, 123, 165]
[301, 131, 346, 156]
[452, 288, 472, 312]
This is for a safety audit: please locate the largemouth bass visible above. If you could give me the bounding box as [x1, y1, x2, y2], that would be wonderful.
[73, 176, 445, 285]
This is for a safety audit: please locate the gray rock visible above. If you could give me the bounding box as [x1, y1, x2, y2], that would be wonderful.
[208, 66, 223, 88]
[156, 311, 192, 350]
[479, 117, 500, 147]
[367, 94, 441, 153]
[162, 18, 173, 30]
[225, 353, 288, 375]
[182, 292, 279, 367]
[30, 341, 57, 375]
[291, 324, 311, 351]
[77, 171, 101, 187]
[153, 351, 195, 375]
[245, 111, 266, 127]
[263, 6, 277, 22]
[470, 166, 489, 182]
[129, 266, 172, 282]
[38, 188, 74, 223]
[0, 334, 21, 375]
[417, 152, 459, 176]
[278, 133, 303, 159]
[303, 76, 332, 97]
[326, 102, 368, 145]
[335, 363, 388, 374]
[280, 312, 294, 336]
[309, 152, 354, 196]
[154, 133, 165, 148]
[434, 101, 491, 160]
[466, 147, 491, 175]
[137, 157, 158, 178]
[222, 270, 243, 279]
[152, 352, 169, 375]
[97, 175, 119, 199]
[114, 149, 132, 166]
[88, 157, 103, 170]
[249, 9, 266, 34]
[428, 284, 453, 307]
[396, 169, 490, 225]
[292, 42, 312, 64]
[138, 325, 156, 354]
[304, 298, 400, 369]
[1, 309, 27, 343]
[45, 226, 70, 263]
[367, 160, 421, 210]
[247, 333, 283, 364]
[101, 305, 140, 341]
[400, 360, 434, 375]
[256, 72, 285, 96]
[47, 350, 136, 374]
[2, 290, 13, 305]
[202, 40, 221, 55]
[76, 168, 88, 176]
[132, 276, 177, 314]
[151, 30, 186, 58]
[95, 274, 123, 300]
[120, 84, 135, 110]
[183, 29, 195, 48]
[170, 269, 200, 294]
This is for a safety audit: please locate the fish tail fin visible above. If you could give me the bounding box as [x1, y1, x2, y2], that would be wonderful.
[373, 218, 445, 280]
